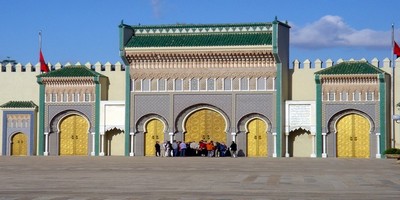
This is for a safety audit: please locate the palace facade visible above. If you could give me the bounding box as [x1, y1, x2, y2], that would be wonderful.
[1, 19, 398, 158]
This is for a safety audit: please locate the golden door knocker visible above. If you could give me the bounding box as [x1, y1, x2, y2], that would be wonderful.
[71, 135, 74, 139]
[152, 135, 155, 139]
[353, 137, 357, 141]
[156, 136, 159, 139]
[258, 136, 261, 139]
[349, 136, 353, 141]
[254, 136, 257, 139]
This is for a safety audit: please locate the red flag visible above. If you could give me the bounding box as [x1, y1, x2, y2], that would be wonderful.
[39, 49, 49, 72]
[394, 41, 400, 58]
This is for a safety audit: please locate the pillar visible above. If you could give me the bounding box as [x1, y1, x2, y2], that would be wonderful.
[322, 132, 327, 158]
[44, 132, 49, 156]
[272, 132, 277, 157]
[99, 132, 105, 156]
[130, 132, 135, 156]
[91, 132, 95, 156]
[376, 132, 381, 158]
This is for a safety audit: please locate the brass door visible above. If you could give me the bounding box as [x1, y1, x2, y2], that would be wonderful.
[145, 119, 164, 156]
[337, 114, 370, 158]
[11, 132, 27, 156]
[247, 119, 267, 157]
[185, 109, 226, 143]
[59, 114, 89, 155]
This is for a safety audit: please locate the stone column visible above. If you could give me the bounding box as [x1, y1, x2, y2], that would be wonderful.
[99, 132, 105, 156]
[272, 132, 277, 157]
[231, 132, 236, 142]
[376, 133, 381, 158]
[130, 132, 135, 156]
[169, 132, 174, 143]
[285, 133, 289, 157]
[44, 132, 49, 156]
[322, 132, 327, 158]
[311, 133, 316, 158]
[91, 132, 95, 156]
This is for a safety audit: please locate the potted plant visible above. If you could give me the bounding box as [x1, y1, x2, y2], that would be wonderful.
[384, 148, 400, 159]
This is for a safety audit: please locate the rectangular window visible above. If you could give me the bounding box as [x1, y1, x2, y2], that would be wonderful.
[75, 93, 80, 102]
[142, 79, 150, 91]
[63, 93, 68, 102]
[134, 79, 141, 91]
[158, 79, 166, 91]
[85, 93, 90, 102]
[175, 79, 182, 91]
[51, 93, 57, 102]
[224, 78, 231, 91]
[240, 78, 249, 91]
[190, 78, 198, 91]
[366, 92, 374, 101]
[328, 91, 335, 101]
[341, 92, 348, 101]
[207, 78, 215, 91]
[354, 92, 360, 101]
[257, 77, 266, 90]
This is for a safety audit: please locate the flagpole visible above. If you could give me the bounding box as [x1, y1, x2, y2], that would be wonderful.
[391, 24, 396, 148]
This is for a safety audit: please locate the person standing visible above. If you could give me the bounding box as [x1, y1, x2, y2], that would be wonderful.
[155, 141, 161, 157]
[172, 140, 178, 157]
[230, 141, 237, 158]
[160, 141, 166, 157]
[179, 141, 187, 157]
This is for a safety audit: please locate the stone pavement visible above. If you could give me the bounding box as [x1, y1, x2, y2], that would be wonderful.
[0, 156, 399, 200]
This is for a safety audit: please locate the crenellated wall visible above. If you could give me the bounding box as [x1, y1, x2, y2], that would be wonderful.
[290, 58, 400, 101]
[0, 62, 126, 107]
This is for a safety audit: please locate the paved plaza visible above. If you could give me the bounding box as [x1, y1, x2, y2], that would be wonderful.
[0, 156, 399, 200]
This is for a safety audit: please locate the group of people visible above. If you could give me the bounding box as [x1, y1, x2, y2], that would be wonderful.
[155, 140, 237, 157]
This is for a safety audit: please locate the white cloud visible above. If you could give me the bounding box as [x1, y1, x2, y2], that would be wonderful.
[151, 0, 162, 19]
[291, 15, 390, 49]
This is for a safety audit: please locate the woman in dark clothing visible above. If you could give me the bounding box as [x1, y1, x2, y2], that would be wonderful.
[155, 141, 161, 157]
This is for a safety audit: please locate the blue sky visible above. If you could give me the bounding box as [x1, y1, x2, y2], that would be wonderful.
[1, 0, 400, 66]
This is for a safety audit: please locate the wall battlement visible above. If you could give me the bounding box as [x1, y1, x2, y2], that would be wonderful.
[292, 58, 400, 74]
[1, 58, 400, 73]
[0, 62, 126, 73]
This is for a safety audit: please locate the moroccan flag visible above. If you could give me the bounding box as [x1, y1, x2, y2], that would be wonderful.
[394, 41, 400, 58]
[39, 49, 49, 72]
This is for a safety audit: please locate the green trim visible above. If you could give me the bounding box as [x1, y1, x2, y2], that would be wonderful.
[272, 21, 281, 157]
[315, 75, 322, 157]
[379, 74, 386, 156]
[94, 77, 100, 156]
[37, 66, 105, 78]
[37, 77, 45, 156]
[128, 22, 273, 30]
[124, 62, 131, 156]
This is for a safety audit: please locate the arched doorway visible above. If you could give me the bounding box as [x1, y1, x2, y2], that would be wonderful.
[105, 128, 124, 156]
[336, 114, 370, 158]
[184, 109, 226, 143]
[59, 114, 89, 155]
[288, 129, 312, 157]
[246, 118, 267, 157]
[11, 132, 27, 156]
[144, 119, 164, 156]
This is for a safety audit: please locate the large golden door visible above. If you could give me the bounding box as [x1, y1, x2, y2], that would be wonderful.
[145, 119, 164, 156]
[59, 114, 88, 155]
[185, 109, 226, 143]
[247, 119, 267, 157]
[11, 132, 27, 156]
[337, 114, 370, 158]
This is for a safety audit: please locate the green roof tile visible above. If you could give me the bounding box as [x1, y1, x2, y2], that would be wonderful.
[37, 66, 105, 78]
[0, 101, 37, 108]
[125, 33, 272, 48]
[315, 61, 385, 75]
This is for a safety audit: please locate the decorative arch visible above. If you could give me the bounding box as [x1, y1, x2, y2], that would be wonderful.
[237, 113, 272, 134]
[327, 109, 375, 134]
[49, 110, 92, 134]
[175, 104, 230, 134]
[136, 114, 168, 133]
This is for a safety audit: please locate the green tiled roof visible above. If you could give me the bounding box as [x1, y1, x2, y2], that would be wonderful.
[37, 66, 105, 78]
[0, 101, 37, 108]
[125, 33, 272, 48]
[315, 61, 385, 75]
